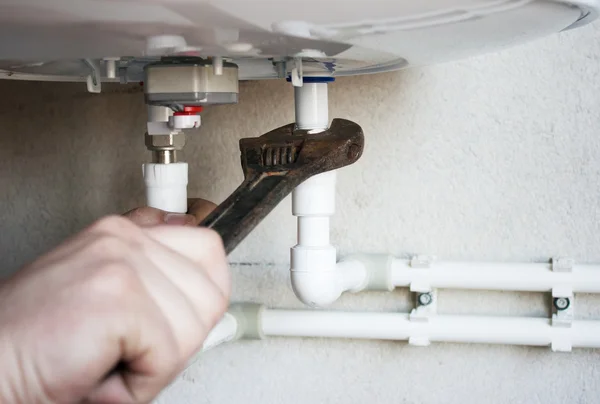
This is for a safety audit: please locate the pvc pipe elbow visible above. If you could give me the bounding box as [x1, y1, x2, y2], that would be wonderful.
[291, 270, 342, 307]
[291, 243, 340, 307]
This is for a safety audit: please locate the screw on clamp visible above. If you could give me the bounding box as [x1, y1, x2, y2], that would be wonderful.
[553, 297, 571, 311]
[417, 292, 433, 306]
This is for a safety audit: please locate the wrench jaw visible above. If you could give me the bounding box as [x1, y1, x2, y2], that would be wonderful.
[200, 118, 364, 254]
[294, 118, 365, 175]
[240, 118, 364, 177]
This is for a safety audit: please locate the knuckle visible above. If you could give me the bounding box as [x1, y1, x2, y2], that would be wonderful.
[87, 234, 132, 260]
[214, 295, 229, 321]
[215, 273, 231, 302]
[199, 228, 226, 255]
[89, 215, 139, 238]
[89, 260, 141, 300]
[124, 207, 164, 226]
[205, 289, 229, 327]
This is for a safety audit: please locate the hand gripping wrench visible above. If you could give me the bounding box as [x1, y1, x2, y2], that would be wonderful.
[199, 118, 364, 254]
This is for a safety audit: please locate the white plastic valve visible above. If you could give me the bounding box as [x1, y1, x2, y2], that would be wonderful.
[169, 114, 201, 130]
[143, 163, 188, 213]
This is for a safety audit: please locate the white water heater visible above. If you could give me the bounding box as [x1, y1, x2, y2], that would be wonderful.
[0, 0, 596, 82]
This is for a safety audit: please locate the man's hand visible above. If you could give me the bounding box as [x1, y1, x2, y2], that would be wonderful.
[0, 200, 229, 403]
[123, 198, 217, 226]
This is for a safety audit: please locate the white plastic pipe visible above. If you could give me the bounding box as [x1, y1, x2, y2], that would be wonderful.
[291, 80, 337, 307]
[294, 82, 329, 130]
[143, 162, 188, 213]
[391, 259, 600, 293]
[291, 80, 366, 306]
[259, 309, 600, 350]
[144, 105, 188, 213]
[202, 312, 238, 352]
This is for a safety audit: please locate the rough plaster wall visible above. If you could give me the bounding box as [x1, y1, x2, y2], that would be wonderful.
[1, 21, 600, 404]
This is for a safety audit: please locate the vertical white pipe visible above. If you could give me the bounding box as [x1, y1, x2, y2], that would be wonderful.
[294, 83, 329, 130]
[298, 217, 330, 245]
[144, 105, 188, 213]
[291, 80, 341, 307]
[143, 163, 188, 213]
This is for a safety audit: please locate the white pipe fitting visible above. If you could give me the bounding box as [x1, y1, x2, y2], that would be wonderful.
[143, 163, 188, 213]
[291, 170, 339, 306]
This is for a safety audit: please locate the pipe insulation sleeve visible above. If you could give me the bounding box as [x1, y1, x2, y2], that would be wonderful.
[143, 162, 188, 213]
[228, 303, 265, 340]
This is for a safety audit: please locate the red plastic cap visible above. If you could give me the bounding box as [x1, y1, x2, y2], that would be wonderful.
[174, 105, 203, 116]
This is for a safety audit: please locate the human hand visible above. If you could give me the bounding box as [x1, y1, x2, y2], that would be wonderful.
[123, 198, 217, 226]
[0, 204, 229, 403]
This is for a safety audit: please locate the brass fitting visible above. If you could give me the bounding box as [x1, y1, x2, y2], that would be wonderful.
[145, 132, 186, 164]
[144, 132, 186, 150]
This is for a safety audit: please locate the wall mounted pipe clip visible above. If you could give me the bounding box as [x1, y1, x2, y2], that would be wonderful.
[551, 257, 574, 351]
[409, 255, 435, 293]
[409, 289, 437, 346]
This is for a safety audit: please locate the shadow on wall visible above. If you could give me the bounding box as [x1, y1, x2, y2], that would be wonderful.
[0, 81, 148, 274]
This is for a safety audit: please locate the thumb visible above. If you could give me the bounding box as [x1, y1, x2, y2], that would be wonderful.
[123, 207, 196, 227]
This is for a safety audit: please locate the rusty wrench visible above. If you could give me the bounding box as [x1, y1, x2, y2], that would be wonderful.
[199, 118, 364, 254]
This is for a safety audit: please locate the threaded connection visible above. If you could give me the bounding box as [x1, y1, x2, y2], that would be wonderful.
[152, 150, 177, 164]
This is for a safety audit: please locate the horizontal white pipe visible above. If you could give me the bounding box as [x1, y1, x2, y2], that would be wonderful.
[202, 312, 238, 352]
[260, 309, 600, 349]
[336, 260, 368, 293]
[391, 259, 600, 293]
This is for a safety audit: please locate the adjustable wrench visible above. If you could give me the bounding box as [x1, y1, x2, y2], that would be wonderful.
[199, 118, 364, 254]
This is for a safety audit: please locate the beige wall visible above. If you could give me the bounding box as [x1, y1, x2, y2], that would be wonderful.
[1, 21, 600, 404]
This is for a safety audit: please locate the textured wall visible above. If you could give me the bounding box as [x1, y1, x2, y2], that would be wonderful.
[1, 21, 600, 404]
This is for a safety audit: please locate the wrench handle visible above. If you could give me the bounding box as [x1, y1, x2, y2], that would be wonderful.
[200, 173, 301, 254]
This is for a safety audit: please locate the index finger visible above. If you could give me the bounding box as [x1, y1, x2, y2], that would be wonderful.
[187, 198, 217, 224]
[143, 226, 230, 298]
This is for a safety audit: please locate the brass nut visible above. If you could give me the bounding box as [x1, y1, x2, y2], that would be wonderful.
[145, 132, 186, 150]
